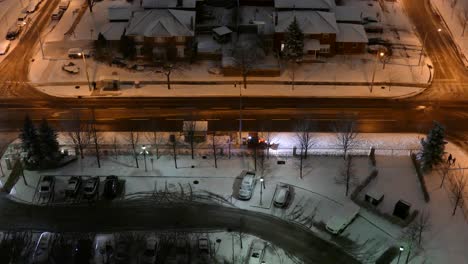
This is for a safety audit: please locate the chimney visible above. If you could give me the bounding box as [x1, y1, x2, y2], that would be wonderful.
[275, 12, 278, 26]
[190, 16, 194, 30]
[177, 0, 183, 7]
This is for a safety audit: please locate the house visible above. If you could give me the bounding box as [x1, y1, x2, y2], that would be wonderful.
[335, 6, 362, 24]
[239, 6, 275, 35]
[335, 23, 368, 54]
[275, 11, 338, 57]
[274, 0, 335, 11]
[99, 23, 127, 48]
[126, 9, 196, 60]
[141, 0, 196, 9]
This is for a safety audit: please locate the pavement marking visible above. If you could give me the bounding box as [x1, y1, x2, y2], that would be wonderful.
[305, 118, 396, 122]
[245, 107, 263, 110]
[143, 107, 160, 110]
[96, 118, 115, 121]
[272, 118, 290, 121]
[205, 118, 221, 121]
[7, 108, 51, 110]
[130, 118, 150, 121]
[71, 108, 89, 110]
[166, 118, 184, 121]
[176, 107, 196, 110]
[236, 118, 256, 121]
[211, 107, 231, 110]
[107, 107, 126, 110]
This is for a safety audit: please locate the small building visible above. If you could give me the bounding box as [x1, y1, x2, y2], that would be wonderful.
[99, 23, 127, 48]
[108, 3, 133, 22]
[126, 9, 196, 60]
[275, 11, 338, 56]
[212, 26, 232, 43]
[335, 23, 368, 54]
[335, 6, 362, 24]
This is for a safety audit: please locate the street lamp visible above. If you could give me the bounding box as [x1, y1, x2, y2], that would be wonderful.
[237, 82, 243, 145]
[419, 28, 441, 65]
[78, 50, 92, 92]
[141, 146, 149, 172]
[370, 51, 385, 93]
[397, 246, 404, 264]
[259, 177, 265, 206]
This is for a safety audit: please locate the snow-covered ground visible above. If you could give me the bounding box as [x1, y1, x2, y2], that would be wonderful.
[2, 132, 467, 263]
[430, 0, 468, 67]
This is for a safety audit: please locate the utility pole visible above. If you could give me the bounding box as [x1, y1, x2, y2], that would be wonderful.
[237, 82, 243, 145]
[370, 51, 384, 93]
[419, 28, 441, 65]
[80, 50, 92, 92]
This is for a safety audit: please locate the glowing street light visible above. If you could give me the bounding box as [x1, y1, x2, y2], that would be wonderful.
[370, 51, 385, 93]
[397, 246, 404, 264]
[259, 177, 265, 206]
[77, 51, 92, 92]
[140, 145, 149, 172]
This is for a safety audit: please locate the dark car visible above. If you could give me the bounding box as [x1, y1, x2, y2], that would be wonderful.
[114, 241, 130, 264]
[83, 177, 99, 199]
[103, 176, 119, 200]
[6, 25, 21, 40]
[39, 176, 55, 198]
[73, 239, 93, 264]
[66, 176, 82, 197]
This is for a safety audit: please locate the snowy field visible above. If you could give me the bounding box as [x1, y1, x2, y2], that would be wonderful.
[2, 132, 467, 263]
[430, 0, 468, 67]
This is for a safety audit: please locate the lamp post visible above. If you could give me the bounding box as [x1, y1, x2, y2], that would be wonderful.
[259, 177, 265, 206]
[397, 246, 404, 264]
[141, 146, 148, 172]
[419, 28, 441, 65]
[237, 82, 243, 145]
[78, 50, 92, 92]
[370, 51, 385, 93]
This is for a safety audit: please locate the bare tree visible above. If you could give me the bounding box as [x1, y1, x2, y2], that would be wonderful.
[171, 134, 178, 169]
[86, 0, 99, 12]
[212, 132, 218, 169]
[259, 130, 275, 159]
[461, 7, 468, 36]
[90, 109, 101, 168]
[295, 120, 315, 159]
[449, 170, 467, 216]
[111, 136, 119, 158]
[439, 161, 452, 188]
[184, 119, 197, 160]
[408, 210, 431, 245]
[256, 148, 271, 178]
[232, 43, 258, 89]
[67, 111, 91, 159]
[144, 119, 163, 159]
[335, 156, 357, 196]
[126, 130, 140, 168]
[333, 114, 359, 159]
[159, 60, 185, 90]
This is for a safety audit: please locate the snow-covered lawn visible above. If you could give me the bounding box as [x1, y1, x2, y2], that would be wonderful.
[430, 0, 468, 67]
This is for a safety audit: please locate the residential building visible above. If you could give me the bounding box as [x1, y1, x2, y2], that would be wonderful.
[274, 0, 335, 11]
[335, 23, 368, 54]
[141, 0, 196, 9]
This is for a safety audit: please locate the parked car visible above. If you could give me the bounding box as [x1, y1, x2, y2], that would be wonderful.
[238, 172, 256, 200]
[51, 8, 64, 20]
[247, 240, 265, 264]
[83, 177, 99, 198]
[103, 175, 119, 199]
[39, 176, 55, 198]
[0, 40, 11, 55]
[59, 0, 70, 10]
[32, 232, 53, 263]
[198, 236, 209, 254]
[26, 0, 41, 13]
[62, 62, 80, 74]
[273, 183, 291, 208]
[93, 234, 115, 264]
[114, 240, 130, 264]
[6, 25, 21, 40]
[362, 16, 379, 23]
[73, 239, 93, 264]
[68, 48, 83, 58]
[140, 236, 157, 264]
[364, 22, 384, 33]
[325, 203, 360, 234]
[17, 13, 28, 27]
[65, 176, 81, 197]
[111, 57, 127, 67]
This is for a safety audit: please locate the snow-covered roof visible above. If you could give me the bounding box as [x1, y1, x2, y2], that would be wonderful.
[213, 26, 232, 36]
[275, 11, 338, 35]
[336, 23, 368, 43]
[334, 6, 362, 23]
[108, 4, 133, 21]
[141, 0, 196, 9]
[99, 23, 127, 40]
[126, 9, 195, 37]
[274, 0, 335, 10]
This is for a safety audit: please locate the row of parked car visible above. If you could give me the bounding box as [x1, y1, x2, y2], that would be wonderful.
[238, 171, 291, 208]
[38, 175, 121, 201]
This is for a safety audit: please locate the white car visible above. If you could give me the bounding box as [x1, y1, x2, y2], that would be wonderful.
[238, 172, 256, 200]
[247, 240, 265, 264]
[38, 176, 55, 198]
[94, 234, 115, 264]
[32, 232, 53, 263]
[273, 183, 291, 208]
[0, 41, 10, 55]
[326, 203, 360, 234]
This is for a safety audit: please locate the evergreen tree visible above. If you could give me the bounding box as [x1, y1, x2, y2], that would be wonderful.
[38, 118, 60, 162]
[283, 17, 304, 61]
[119, 30, 136, 59]
[19, 115, 41, 162]
[420, 121, 446, 171]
